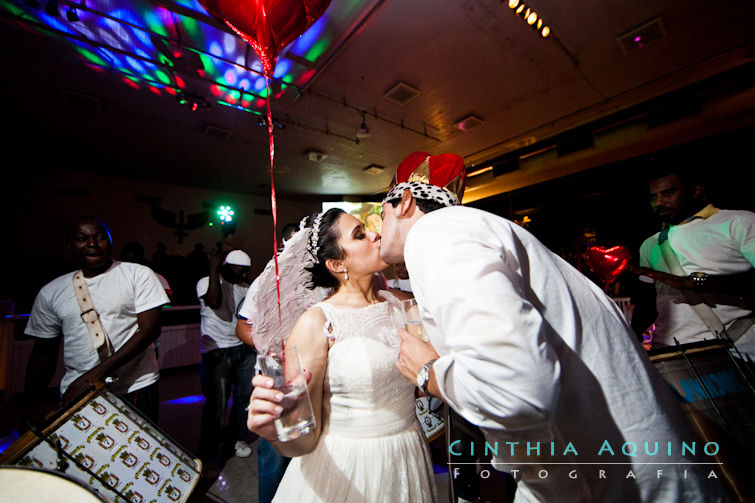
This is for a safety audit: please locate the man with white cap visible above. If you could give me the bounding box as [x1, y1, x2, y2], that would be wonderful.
[196, 248, 254, 474]
[379, 152, 730, 502]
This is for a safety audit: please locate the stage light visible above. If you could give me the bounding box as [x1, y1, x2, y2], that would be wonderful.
[356, 113, 371, 138]
[508, 0, 519, 9]
[527, 11, 538, 25]
[217, 205, 235, 223]
[541, 26, 550, 38]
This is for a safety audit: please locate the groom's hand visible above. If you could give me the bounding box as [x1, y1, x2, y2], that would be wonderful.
[396, 329, 439, 383]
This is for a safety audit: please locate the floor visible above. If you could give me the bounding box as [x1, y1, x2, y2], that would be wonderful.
[0, 365, 468, 503]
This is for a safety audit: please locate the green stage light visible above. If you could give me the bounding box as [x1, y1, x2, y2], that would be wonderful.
[217, 205, 235, 223]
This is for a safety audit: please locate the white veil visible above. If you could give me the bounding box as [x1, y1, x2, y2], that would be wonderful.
[251, 226, 331, 355]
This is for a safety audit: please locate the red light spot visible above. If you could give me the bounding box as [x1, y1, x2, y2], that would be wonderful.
[175, 75, 185, 88]
[299, 69, 316, 85]
[256, 99, 266, 108]
[164, 87, 177, 95]
[173, 51, 182, 58]
[210, 85, 223, 97]
[226, 95, 237, 104]
[149, 86, 162, 96]
[241, 100, 250, 108]
[123, 78, 140, 89]
[191, 102, 198, 112]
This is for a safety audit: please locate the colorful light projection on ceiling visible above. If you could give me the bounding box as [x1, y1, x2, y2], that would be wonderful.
[1, 0, 368, 115]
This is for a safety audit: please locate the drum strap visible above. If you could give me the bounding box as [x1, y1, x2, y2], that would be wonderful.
[658, 238, 754, 342]
[72, 271, 113, 361]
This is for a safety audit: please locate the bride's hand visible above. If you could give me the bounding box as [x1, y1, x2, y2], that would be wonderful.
[247, 374, 284, 441]
[247, 370, 313, 441]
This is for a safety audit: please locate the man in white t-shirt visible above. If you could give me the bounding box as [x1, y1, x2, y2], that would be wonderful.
[196, 248, 253, 472]
[632, 167, 755, 359]
[24, 217, 169, 425]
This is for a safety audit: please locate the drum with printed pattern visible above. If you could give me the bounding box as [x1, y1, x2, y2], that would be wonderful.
[0, 385, 201, 503]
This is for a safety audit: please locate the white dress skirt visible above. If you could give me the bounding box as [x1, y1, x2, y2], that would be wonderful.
[272, 298, 438, 503]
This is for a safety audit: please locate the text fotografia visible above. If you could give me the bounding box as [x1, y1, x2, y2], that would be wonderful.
[448, 440, 721, 458]
[451, 467, 721, 482]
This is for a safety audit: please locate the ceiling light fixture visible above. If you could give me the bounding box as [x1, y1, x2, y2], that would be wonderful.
[363, 164, 385, 175]
[306, 150, 327, 162]
[506, 1, 550, 38]
[356, 113, 371, 138]
[176, 92, 210, 111]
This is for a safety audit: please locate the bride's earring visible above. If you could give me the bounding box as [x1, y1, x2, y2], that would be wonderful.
[344, 267, 349, 281]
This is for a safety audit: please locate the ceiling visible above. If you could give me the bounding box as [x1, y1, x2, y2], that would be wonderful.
[2, 0, 754, 201]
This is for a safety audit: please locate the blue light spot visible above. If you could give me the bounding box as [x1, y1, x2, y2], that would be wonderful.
[239, 79, 250, 91]
[126, 56, 145, 73]
[0, 431, 20, 455]
[273, 59, 291, 79]
[209, 41, 223, 57]
[223, 33, 238, 54]
[254, 76, 266, 91]
[290, 16, 325, 54]
[164, 395, 205, 405]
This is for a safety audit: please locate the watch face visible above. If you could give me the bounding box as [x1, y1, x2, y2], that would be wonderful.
[417, 367, 428, 389]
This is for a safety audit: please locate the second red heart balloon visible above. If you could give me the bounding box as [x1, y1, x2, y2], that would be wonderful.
[584, 245, 631, 290]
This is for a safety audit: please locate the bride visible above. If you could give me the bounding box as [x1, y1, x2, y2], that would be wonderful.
[247, 208, 438, 502]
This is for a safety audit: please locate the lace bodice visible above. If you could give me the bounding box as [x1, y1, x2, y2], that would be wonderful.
[312, 294, 417, 437]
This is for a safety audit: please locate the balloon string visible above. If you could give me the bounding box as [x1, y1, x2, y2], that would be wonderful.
[264, 72, 283, 341]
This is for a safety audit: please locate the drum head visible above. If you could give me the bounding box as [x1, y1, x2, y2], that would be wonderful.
[0, 466, 110, 502]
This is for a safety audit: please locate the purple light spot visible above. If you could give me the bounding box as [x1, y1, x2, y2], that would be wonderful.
[634, 36, 642, 43]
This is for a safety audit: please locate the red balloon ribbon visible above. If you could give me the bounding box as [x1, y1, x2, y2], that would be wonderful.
[198, 0, 332, 349]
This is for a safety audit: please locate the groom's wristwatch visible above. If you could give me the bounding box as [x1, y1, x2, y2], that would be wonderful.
[417, 358, 437, 396]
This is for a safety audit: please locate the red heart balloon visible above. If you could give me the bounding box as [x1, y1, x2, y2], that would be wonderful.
[584, 245, 631, 288]
[199, 0, 332, 76]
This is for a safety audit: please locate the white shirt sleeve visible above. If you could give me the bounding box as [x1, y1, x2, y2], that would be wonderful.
[196, 276, 210, 300]
[237, 277, 260, 321]
[731, 211, 755, 266]
[132, 264, 170, 313]
[406, 212, 561, 433]
[25, 286, 62, 339]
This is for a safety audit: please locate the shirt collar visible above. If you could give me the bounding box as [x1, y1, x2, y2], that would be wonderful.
[658, 205, 719, 244]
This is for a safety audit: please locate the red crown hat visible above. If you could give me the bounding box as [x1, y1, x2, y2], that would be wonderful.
[385, 152, 466, 205]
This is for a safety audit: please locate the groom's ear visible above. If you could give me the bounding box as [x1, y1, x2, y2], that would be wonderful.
[397, 189, 416, 218]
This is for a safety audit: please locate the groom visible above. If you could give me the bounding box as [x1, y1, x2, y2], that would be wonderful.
[380, 152, 729, 502]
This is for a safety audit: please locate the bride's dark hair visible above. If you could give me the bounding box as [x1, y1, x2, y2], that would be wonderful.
[304, 208, 346, 290]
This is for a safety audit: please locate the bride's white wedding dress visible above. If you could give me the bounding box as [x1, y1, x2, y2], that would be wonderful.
[272, 294, 438, 502]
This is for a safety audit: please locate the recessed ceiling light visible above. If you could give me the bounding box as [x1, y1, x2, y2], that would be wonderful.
[363, 164, 385, 175]
[306, 150, 327, 162]
[383, 81, 421, 106]
[455, 115, 484, 132]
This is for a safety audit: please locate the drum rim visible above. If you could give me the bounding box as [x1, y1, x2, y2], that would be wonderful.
[0, 465, 111, 502]
[648, 338, 732, 360]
